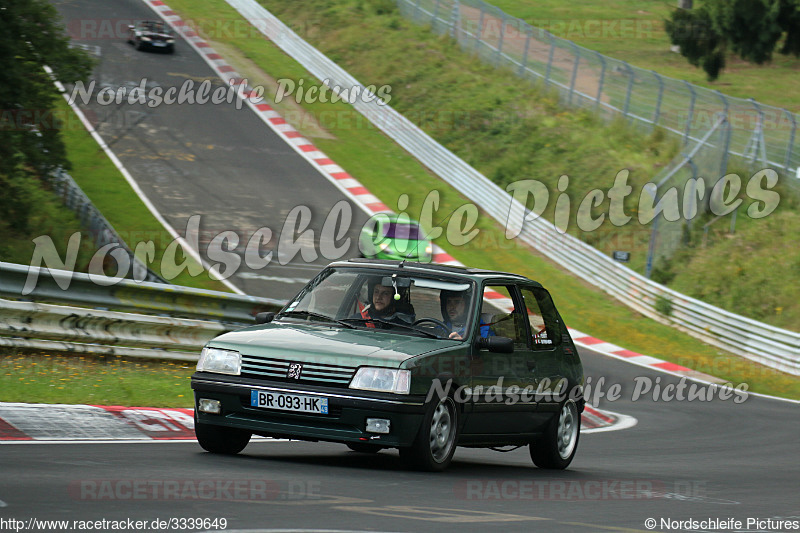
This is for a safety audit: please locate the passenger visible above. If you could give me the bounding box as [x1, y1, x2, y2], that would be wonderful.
[440, 290, 470, 340]
[441, 290, 496, 340]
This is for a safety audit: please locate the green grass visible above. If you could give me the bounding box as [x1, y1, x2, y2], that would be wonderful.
[0, 178, 97, 270]
[490, 0, 800, 112]
[0, 351, 194, 408]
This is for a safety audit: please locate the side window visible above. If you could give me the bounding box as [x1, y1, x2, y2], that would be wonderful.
[481, 285, 526, 347]
[520, 286, 562, 349]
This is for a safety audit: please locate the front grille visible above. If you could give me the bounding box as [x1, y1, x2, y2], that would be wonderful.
[241, 355, 356, 388]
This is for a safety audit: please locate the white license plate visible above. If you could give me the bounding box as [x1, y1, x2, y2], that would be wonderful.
[250, 390, 328, 414]
[153, 42, 166, 46]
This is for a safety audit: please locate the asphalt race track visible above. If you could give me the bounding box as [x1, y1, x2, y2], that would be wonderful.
[6, 1, 796, 532]
[1, 347, 798, 532]
[52, 0, 369, 301]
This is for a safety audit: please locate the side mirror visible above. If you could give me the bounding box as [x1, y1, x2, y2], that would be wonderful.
[477, 336, 514, 353]
[255, 312, 275, 324]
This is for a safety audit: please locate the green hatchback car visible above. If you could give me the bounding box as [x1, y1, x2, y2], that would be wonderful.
[192, 259, 584, 471]
[358, 213, 433, 262]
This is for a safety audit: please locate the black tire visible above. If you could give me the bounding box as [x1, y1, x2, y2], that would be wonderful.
[135, 39, 144, 51]
[400, 393, 458, 472]
[530, 399, 580, 469]
[195, 420, 251, 455]
[346, 442, 382, 454]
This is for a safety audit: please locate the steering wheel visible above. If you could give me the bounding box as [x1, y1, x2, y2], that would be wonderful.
[412, 318, 451, 337]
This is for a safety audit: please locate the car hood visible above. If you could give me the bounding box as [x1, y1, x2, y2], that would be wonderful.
[208, 323, 446, 368]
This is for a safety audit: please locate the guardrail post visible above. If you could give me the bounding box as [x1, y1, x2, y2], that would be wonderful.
[568, 42, 580, 106]
[432, 0, 442, 29]
[544, 31, 555, 87]
[518, 25, 531, 77]
[413, 0, 422, 22]
[784, 109, 796, 172]
[682, 80, 696, 145]
[594, 52, 605, 112]
[652, 70, 664, 128]
[622, 62, 634, 120]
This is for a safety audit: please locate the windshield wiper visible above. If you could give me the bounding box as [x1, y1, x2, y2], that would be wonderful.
[277, 310, 357, 329]
[341, 317, 440, 339]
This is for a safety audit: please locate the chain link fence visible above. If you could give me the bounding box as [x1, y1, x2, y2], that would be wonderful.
[398, 0, 798, 273]
[399, 0, 798, 179]
[49, 169, 165, 284]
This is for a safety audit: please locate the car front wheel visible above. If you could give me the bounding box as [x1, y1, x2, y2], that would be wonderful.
[195, 419, 251, 455]
[530, 399, 580, 469]
[400, 394, 458, 471]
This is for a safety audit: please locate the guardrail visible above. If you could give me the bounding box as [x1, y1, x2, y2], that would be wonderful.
[0, 262, 283, 360]
[222, 0, 800, 375]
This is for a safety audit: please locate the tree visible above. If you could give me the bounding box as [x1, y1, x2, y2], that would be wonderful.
[665, 0, 800, 80]
[0, 0, 93, 232]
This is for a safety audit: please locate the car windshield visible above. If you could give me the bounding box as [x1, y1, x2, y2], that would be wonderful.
[382, 223, 423, 240]
[141, 21, 170, 33]
[278, 268, 474, 339]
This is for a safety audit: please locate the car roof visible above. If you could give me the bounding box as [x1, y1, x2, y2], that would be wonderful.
[332, 258, 541, 286]
[374, 213, 421, 225]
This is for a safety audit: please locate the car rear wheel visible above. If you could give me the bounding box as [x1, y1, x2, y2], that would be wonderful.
[195, 419, 251, 455]
[530, 399, 579, 469]
[400, 394, 458, 471]
[346, 442, 382, 454]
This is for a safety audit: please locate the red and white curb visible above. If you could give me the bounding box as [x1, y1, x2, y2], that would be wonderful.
[0, 402, 627, 442]
[139, 2, 714, 384]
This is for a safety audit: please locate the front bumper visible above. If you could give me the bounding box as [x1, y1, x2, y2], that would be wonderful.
[191, 373, 427, 448]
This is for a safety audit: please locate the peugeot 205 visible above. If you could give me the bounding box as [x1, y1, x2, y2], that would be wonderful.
[191, 259, 584, 471]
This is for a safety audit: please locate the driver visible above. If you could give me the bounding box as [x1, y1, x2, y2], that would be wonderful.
[356, 278, 414, 328]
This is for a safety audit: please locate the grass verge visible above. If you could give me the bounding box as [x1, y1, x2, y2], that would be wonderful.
[0, 351, 194, 408]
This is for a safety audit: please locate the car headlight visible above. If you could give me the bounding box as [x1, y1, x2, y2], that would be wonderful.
[378, 242, 391, 252]
[140, 36, 151, 41]
[166, 38, 174, 43]
[350, 367, 410, 394]
[196, 347, 241, 375]
[425, 244, 433, 255]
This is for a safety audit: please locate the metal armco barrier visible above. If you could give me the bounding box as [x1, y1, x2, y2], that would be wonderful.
[220, 0, 800, 375]
[0, 262, 282, 323]
[0, 262, 284, 360]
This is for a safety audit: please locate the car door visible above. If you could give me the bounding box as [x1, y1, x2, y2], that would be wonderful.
[461, 282, 539, 437]
[518, 284, 571, 428]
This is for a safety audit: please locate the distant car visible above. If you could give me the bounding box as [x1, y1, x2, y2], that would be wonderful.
[127, 21, 175, 53]
[359, 213, 433, 262]
[192, 259, 584, 471]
